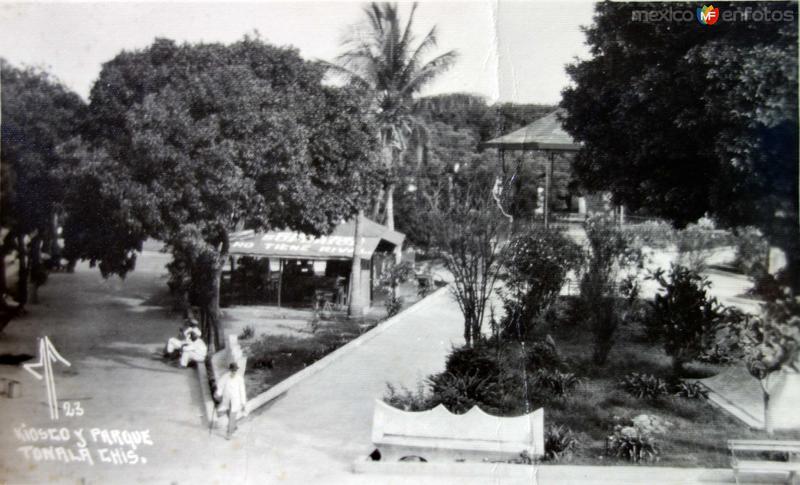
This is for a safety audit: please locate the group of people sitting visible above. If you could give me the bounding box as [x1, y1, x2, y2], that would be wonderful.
[163, 317, 208, 367]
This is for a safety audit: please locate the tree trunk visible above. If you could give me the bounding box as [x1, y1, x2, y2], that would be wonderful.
[672, 356, 685, 377]
[49, 212, 62, 270]
[0, 246, 7, 308]
[349, 210, 366, 317]
[371, 187, 384, 222]
[30, 234, 42, 304]
[203, 265, 225, 353]
[763, 391, 773, 435]
[464, 316, 473, 348]
[385, 183, 395, 231]
[15, 233, 28, 309]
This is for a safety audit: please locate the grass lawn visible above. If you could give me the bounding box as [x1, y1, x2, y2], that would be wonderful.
[239, 311, 383, 396]
[515, 300, 800, 467]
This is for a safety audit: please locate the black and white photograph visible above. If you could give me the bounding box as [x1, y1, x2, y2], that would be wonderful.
[0, 1, 798, 483]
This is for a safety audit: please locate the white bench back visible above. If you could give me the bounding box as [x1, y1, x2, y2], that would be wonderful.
[372, 400, 544, 457]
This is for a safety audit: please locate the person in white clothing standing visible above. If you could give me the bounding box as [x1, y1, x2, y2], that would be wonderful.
[179, 333, 207, 367]
[214, 362, 247, 439]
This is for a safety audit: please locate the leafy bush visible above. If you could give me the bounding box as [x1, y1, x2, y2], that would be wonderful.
[384, 382, 433, 411]
[606, 417, 661, 463]
[386, 295, 404, 317]
[732, 226, 769, 277]
[747, 271, 787, 302]
[579, 216, 642, 365]
[238, 325, 255, 340]
[530, 369, 582, 396]
[444, 344, 503, 381]
[697, 345, 739, 365]
[619, 373, 669, 399]
[500, 227, 583, 339]
[544, 425, 581, 462]
[377, 260, 417, 301]
[525, 337, 563, 371]
[427, 371, 505, 414]
[646, 265, 727, 375]
[673, 381, 708, 399]
[621, 220, 675, 249]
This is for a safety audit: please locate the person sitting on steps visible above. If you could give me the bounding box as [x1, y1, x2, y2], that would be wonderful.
[164, 318, 201, 358]
[179, 333, 208, 368]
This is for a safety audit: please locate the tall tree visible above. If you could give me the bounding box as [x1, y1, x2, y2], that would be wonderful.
[1, 59, 85, 308]
[423, 164, 508, 347]
[561, 2, 799, 291]
[329, 2, 457, 230]
[61, 38, 379, 349]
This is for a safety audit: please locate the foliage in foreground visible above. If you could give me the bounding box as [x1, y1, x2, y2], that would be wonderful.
[579, 215, 642, 365]
[646, 265, 730, 375]
[500, 227, 583, 340]
[605, 415, 670, 463]
[739, 296, 800, 434]
[530, 369, 582, 397]
[544, 425, 581, 462]
[619, 373, 669, 400]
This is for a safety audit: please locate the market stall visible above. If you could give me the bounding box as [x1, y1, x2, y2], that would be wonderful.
[224, 218, 405, 310]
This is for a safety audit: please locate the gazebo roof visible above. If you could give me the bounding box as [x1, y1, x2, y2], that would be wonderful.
[481, 109, 580, 152]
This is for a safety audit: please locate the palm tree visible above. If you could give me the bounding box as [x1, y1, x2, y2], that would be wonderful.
[328, 2, 457, 231]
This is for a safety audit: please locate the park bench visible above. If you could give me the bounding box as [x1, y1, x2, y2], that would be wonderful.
[728, 439, 800, 485]
[369, 399, 544, 463]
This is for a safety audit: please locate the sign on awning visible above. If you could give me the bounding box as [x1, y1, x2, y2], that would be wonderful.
[229, 217, 404, 261]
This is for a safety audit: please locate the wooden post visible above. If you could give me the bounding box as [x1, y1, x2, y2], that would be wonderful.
[349, 210, 366, 317]
[277, 260, 282, 309]
[544, 152, 554, 229]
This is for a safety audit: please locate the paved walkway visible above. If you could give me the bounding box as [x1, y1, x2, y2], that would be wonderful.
[234, 286, 465, 483]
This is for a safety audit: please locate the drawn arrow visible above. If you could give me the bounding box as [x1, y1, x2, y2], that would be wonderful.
[23, 336, 71, 420]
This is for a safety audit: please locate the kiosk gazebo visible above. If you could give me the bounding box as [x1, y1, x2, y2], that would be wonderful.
[225, 218, 404, 310]
[481, 109, 581, 228]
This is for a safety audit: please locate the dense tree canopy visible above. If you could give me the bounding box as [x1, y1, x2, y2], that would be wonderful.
[1, 58, 86, 306]
[561, 1, 798, 289]
[61, 37, 380, 347]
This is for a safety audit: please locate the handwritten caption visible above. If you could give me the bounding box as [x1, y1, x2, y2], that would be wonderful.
[14, 424, 153, 466]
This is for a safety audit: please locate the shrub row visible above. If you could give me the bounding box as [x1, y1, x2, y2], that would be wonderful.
[619, 372, 708, 400]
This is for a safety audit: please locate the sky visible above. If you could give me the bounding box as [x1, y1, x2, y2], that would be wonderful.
[0, 1, 597, 105]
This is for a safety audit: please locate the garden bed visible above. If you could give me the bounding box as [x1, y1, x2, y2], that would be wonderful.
[385, 296, 800, 468]
[225, 279, 426, 397]
[234, 310, 384, 397]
